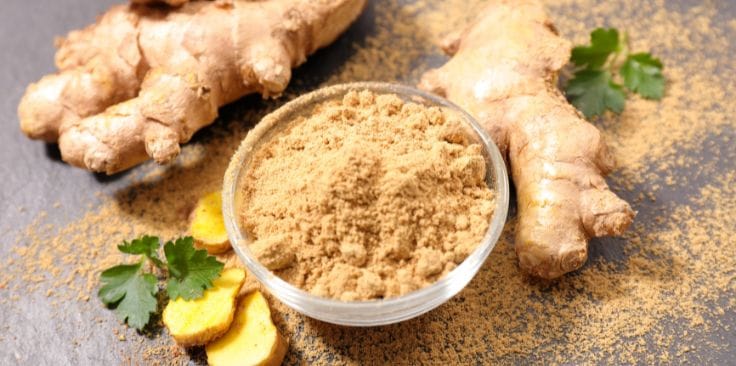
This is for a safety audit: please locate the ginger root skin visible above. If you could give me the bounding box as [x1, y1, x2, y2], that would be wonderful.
[419, 0, 635, 279]
[205, 291, 287, 366]
[190, 191, 231, 254]
[162, 268, 246, 347]
[18, 0, 366, 174]
[130, 0, 189, 7]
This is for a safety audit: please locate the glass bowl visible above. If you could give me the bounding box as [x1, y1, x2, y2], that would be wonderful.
[222, 82, 509, 326]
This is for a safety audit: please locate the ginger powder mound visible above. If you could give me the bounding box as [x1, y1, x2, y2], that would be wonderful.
[239, 90, 495, 301]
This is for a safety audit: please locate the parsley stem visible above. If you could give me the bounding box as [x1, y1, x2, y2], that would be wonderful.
[606, 31, 630, 75]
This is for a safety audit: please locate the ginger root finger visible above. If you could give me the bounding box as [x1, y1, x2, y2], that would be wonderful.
[163, 268, 246, 347]
[419, 0, 634, 279]
[57, 100, 150, 173]
[19, 0, 366, 174]
[190, 192, 231, 255]
[205, 291, 287, 366]
[18, 8, 142, 142]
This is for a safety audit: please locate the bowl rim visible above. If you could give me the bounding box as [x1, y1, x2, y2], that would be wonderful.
[222, 81, 509, 325]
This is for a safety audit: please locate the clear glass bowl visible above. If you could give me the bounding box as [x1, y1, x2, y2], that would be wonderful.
[222, 82, 509, 326]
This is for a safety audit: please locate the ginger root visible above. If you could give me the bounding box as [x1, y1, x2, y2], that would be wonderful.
[162, 268, 246, 346]
[18, 0, 366, 174]
[206, 291, 287, 366]
[419, 0, 635, 279]
[190, 191, 231, 254]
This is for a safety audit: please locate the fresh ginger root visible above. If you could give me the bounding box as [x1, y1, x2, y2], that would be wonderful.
[163, 268, 246, 346]
[419, 0, 635, 279]
[190, 191, 231, 254]
[18, 0, 366, 174]
[206, 291, 287, 366]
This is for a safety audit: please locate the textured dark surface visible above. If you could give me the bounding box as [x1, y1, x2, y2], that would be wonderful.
[0, 0, 734, 365]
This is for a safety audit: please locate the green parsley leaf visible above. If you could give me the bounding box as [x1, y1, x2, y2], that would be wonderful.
[98, 262, 158, 331]
[164, 237, 224, 301]
[118, 235, 164, 267]
[621, 52, 665, 99]
[566, 69, 626, 119]
[571, 28, 620, 69]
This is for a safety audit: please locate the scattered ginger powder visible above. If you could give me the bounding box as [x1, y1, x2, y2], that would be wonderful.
[239, 90, 496, 301]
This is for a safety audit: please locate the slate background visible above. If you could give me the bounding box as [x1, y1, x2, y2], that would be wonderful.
[0, 0, 734, 365]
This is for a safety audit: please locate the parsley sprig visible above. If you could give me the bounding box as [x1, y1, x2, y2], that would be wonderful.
[98, 235, 224, 331]
[565, 28, 665, 119]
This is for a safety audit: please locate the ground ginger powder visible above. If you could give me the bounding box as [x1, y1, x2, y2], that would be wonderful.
[239, 90, 496, 301]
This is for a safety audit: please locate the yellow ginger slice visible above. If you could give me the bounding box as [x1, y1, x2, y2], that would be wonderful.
[190, 192, 231, 254]
[206, 291, 287, 366]
[163, 268, 246, 346]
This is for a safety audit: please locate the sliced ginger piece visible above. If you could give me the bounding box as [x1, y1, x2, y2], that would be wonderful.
[206, 291, 287, 366]
[190, 192, 231, 254]
[163, 268, 246, 346]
